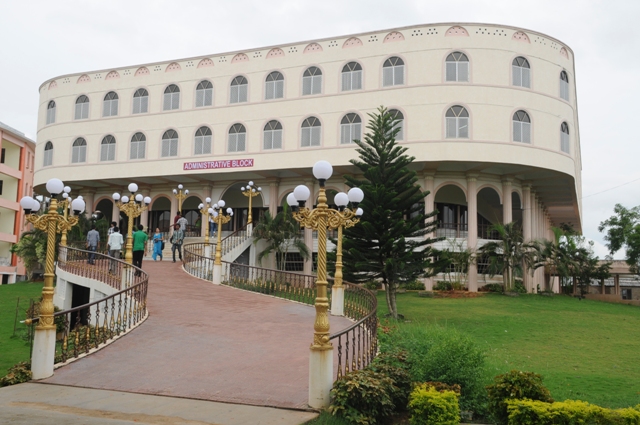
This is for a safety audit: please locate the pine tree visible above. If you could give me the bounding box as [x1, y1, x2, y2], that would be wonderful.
[342, 106, 439, 319]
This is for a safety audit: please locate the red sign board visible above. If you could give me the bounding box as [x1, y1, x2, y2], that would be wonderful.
[183, 159, 254, 171]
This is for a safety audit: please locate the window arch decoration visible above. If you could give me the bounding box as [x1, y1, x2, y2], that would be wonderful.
[71, 138, 87, 163]
[263, 120, 283, 150]
[445, 106, 469, 138]
[228, 124, 246, 153]
[130, 132, 146, 160]
[165, 62, 181, 72]
[341, 62, 363, 91]
[560, 71, 569, 101]
[133, 88, 149, 114]
[513, 110, 531, 143]
[43, 141, 53, 167]
[303, 43, 322, 53]
[445, 26, 469, 36]
[46, 101, 56, 125]
[100, 135, 116, 161]
[48, 81, 57, 90]
[561, 122, 570, 154]
[301, 117, 321, 147]
[383, 31, 405, 43]
[512, 57, 531, 88]
[388, 109, 404, 140]
[161, 129, 179, 157]
[105, 71, 120, 80]
[343, 37, 363, 48]
[75, 95, 90, 120]
[302, 66, 322, 95]
[195, 80, 213, 107]
[340, 113, 362, 144]
[382, 56, 404, 86]
[194, 126, 212, 155]
[445, 52, 469, 82]
[230, 76, 248, 103]
[77, 74, 90, 84]
[265, 72, 284, 100]
[266, 48, 284, 59]
[197, 58, 214, 68]
[103, 91, 119, 117]
[163, 84, 180, 110]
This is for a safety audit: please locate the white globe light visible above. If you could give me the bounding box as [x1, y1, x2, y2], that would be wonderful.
[185, 189, 189, 194]
[35, 195, 44, 202]
[356, 208, 364, 216]
[63, 186, 71, 194]
[230, 211, 234, 216]
[62, 192, 69, 199]
[77, 195, 83, 200]
[121, 195, 129, 204]
[32, 199, 41, 212]
[198, 203, 204, 209]
[248, 181, 254, 186]
[293, 185, 310, 202]
[112, 192, 120, 201]
[257, 187, 262, 192]
[208, 208, 214, 215]
[46, 178, 64, 195]
[128, 183, 138, 193]
[218, 200, 226, 208]
[312, 161, 333, 181]
[287, 193, 297, 207]
[334, 192, 349, 207]
[240, 187, 245, 191]
[172, 189, 177, 194]
[226, 207, 232, 214]
[213, 203, 218, 209]
[205, 197, 211, 203]
[135, 194, 143, 202]
[213, 211, 218, 218]
[20, 196, 34, 210]
[144, 196, 151, 205]
[348, 187, 365, 203]
[71, 198, 85, 213]
[178, 184, 183, 190]
[251, 189, 255, 193]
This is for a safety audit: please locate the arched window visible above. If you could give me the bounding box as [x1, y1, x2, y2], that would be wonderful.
[265, 72, 284, 100]
[388, 109, 404, 140]
[263, 120, 283, 150]
[445, 106, 469, 138]
[133, 88, 149, 114]
[103, 91, 119, 117]
[75, 95, 89, 120]
[341, 62, 363, 91]
[71, 138, 87, 163]
[560, 71, 569, 101]
[45, 101, 56, 125]
[230, 76, 248, 104]
[512, 57, 531, 88]
[228, 124, 246, 152]
[161, 130, 179, 157]
[302, 67, 322, 95]
[513, 110, 531, 143]
[100, 135, 116, 161]
[445, 52, 469, 82]
[340, 113, 362, 144]
[382, 56, 404, 86]
[43, 141, 53, 167]
[561, 122, 570, 153]
[163, 84, 180, 111]
[301, 117, 321, 147]
[195, 80, 213, 107]
[130, 132, 146, 160]
[194, 126, 212, 155]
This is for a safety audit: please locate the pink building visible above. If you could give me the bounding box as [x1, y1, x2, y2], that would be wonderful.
[0, 122, 35, 283]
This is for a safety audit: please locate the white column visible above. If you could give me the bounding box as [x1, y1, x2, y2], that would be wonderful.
[269, 180, 279, 218]
[140, 188, 150, 231]
[522, 184, 532, 292]
[112, 202, 120, 227]
[303, 180, 314, 276]
[502, 178, 512, 224]
[201, 185, 212, 237]
[467, 174, 478, 292]
[82, 190, 95, 216]
[423, 173, 436, 290]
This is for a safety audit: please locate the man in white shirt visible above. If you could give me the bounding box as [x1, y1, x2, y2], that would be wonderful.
[107, 226, 124, 274]
[177, 213, 188, 232]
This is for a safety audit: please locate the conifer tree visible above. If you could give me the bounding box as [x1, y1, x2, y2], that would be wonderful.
[342, 106, 439, 319]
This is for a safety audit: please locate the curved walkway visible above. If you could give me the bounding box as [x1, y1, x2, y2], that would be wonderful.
[41, 261, 353, 410]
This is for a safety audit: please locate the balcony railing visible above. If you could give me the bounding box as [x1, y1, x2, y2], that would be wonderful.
[436, 222, 501, 240]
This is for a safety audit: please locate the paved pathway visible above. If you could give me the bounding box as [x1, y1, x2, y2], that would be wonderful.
[41, 261, 353, 411]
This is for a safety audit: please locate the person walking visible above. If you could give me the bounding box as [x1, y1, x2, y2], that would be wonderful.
[132, 224, 148, 276]
[107, 221, 117, 237]
[209, 216, 217, 237]
[170, 223, 184, 263]
[107, 226, 124, 273]
[86, 224, 100, 265]
[177, 213, 188, 232]
[152, 228, 164, 261]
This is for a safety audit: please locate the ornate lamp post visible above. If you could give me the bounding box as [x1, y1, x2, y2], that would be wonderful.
[240, 181, 261, 227]
[212, 200, 233, 284]
[19, 178, 85, 379]
[59, 186, 73, 247]
[172, 184, 189, 215]
[198, 197, 213, 244]
[112, 183, 151, 264]
[287, 160, 364, 409]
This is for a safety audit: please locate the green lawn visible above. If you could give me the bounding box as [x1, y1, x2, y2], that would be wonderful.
[0, 282, 43, 374]
[377, 292, 640, 409]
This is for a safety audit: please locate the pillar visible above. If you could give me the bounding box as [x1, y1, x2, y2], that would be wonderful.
[112, 202, 120, 227]
[170, 195, 178, 228]
[466, 174, 478, 292]
[201, 185, 212, 237]
[601, 278, 605, 294]
[269, 180, 279, 218]
[139, 187, 150, 231]
[423, 173, 436, 290]
[502, 178, 512, 224]
[303, 180, 314, 276]
[82, 190, 95, 216]
[522, 184, 532, 292]
[614, 274, 620, 295]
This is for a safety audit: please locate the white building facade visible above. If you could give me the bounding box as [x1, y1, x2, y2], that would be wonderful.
[34, 23, 581, 292]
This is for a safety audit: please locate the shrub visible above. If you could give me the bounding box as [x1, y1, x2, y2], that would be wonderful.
[0, 362, 31, 387]
[403, 281, 426, 291]
[370, 350, 413, 409]
[506, 399, 640, 425]
[434, 281, 465, 291]
[330, 369, 395, 425]
[480, 283, 503, 293]
[486, 370, 553, 425]
[513, 280, 527, 294]
[364, 281, 381, 291]
[408, 384, 460, 425]
[421, 381, 462, 395]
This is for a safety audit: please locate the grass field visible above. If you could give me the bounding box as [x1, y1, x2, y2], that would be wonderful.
[377, 292, 640, 409]
[0, 282, 43, 374]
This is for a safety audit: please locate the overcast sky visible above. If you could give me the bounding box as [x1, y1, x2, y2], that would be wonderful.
[1, 0, 637, 258]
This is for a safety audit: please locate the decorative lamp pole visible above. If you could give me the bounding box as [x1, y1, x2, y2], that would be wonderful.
[198, 197, 213, 244]
[20, 178, 85, 379]
[287, 160, 363, 409]
[240, 181, 261, 227]
[172, 184, 189, 215]
[59, 186, 72, 247]
[212, 200, 233, 284]
[112, 183, 151, 264]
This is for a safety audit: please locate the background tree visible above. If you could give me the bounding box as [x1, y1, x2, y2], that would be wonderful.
[341, 106, 440, 319]
[598, 204, 640, 273]
[10, 228, 47, 279]
[432, 239, 474, 288]
[252, 204, 310, 271]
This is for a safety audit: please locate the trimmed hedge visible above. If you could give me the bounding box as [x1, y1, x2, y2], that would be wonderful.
[408, 384, 460, 425]
[506, 399, 640, 425]
[486, 370, 553, 424]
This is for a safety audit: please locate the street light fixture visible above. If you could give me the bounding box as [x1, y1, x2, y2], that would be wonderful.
[240, 181, 261, 226]
[212, 199, 233, 284]
[19, 178, 85, 379]
[112, 183, 151, 264]
[198, 197, 213, 244]
[172, 184, 189, 215]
